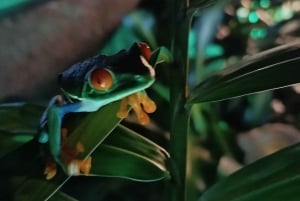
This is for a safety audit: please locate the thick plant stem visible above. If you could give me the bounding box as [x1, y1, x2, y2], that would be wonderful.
[169, 0, 192, 200]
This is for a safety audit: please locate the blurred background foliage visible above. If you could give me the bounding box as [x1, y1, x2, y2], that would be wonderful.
[1, 0, 300, 200]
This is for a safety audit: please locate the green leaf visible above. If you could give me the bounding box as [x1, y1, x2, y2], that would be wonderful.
[10, 173, 69, 201]
[189, 0, 216, 9]
[150, 46, 173, 68]
[49, 191, 78, 201]
[188, 42, 300, 103]
[0, 139, 70, 201]
[0, 101, 123, 200]
[199, 142, 300, 201]
[88, 125, 170, 181]
[0, 133, 33, 158]
[0, 102, 44, 157]
[0, 102, 43, 134]
[0, 0, 46, 18]
[65, 101, 122, 159]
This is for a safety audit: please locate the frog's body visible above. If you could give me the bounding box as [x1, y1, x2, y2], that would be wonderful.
[59, 43, 154, 101]
[39, 43, 159, 179]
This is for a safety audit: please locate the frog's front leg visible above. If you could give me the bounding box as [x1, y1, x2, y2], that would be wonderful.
[47, 102, 81, 162]
[44, 100, 90, 178]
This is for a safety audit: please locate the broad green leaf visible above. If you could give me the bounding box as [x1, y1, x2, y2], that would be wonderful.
[0, 139, 69, 201]
[150, 46, 173, 68]
[65, 101, 122, 159]
[0, 101, 122, 200]
[0, 102, 43, 134]
[0, 0, 46, 18]
[88, 125, 170, 181]
[90, 144, 169, 181]
[0, 0, 34, 10]
[10, 173, 69, 201]
[49, 191, 78, 201]
[0, 133, 33, 158]
[0, 102, 43, 157]
[0, 98, 167, 199]
[188, 42, 300, 103]
[199, 142, 300, 201]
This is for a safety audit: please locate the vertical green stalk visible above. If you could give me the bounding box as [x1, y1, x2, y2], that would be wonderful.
[169, 0, 192, 200]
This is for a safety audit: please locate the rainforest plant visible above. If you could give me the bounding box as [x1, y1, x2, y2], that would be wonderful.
[1, 0, 300, 201]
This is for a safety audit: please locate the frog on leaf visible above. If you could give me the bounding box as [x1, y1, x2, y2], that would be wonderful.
[38, 43, 171, 179]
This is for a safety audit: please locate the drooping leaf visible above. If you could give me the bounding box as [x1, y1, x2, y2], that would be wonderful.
[88, 125, 170, 181]
[0, 102, 43, 134]
[199, 142, 300, 201]
[189, 42, 300, 103]
[150, 46, 173, 68]
[0, 139, 69, 201]
[49, 191, 79, 201]
[0, 102, 44, 157]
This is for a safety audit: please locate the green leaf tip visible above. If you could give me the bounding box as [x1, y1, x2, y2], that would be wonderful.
[199, 142, 300, 201]
[188, 42, 300, 104]
[150, 46, 173, 68]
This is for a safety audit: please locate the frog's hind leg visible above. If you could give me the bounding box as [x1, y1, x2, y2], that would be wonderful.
[44, 127, 92, 179]
[46, 102, 82, 171]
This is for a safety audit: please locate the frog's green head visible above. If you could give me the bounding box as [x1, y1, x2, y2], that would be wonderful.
[58, 43, 155, 101]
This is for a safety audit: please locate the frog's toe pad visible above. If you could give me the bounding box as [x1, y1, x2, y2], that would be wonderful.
[67, 157, 92, 176]
[44, 159, 57, 180]
[80, 156, 92, 175]
[67, 161, 80, 175]
[117, 91, 157, 125]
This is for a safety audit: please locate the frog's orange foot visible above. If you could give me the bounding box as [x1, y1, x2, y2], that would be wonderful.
[44, 158, 57, 180]
[67, 156, 92, 176]
[117, 90, 157, 125]
[44, 128, 92, 179]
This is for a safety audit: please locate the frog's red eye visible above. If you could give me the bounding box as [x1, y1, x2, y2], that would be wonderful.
[138, 42, 151, 60]
[90, 69, 113, 91]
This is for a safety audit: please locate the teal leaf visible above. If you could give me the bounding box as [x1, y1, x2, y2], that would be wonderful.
[199, 142, 300, 201]
[0, 0, 46, 18]
[187, 0, 217, 17]
[150, 46, 173, 68]
[188, 42, 300, 103]
[88, 125, 170, 181]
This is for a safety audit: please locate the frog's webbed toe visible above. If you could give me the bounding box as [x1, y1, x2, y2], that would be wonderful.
[117, 90, 157, 125]
[44, 128, 92, 179]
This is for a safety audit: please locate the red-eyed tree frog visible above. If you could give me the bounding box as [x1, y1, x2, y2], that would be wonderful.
[38, 43, 171, 179]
